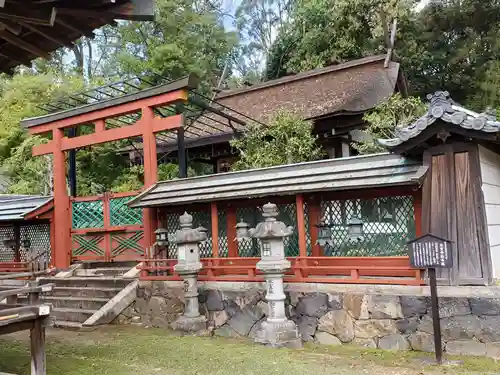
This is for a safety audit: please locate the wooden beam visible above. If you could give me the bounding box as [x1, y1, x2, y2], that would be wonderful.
[0, 0, 5, 8]
[55, 18, 94, 38]
[19, 21, 69, 46]
[27, 90, 188, 133]
[56, 0, 154, 22]
[29, 115, 183, 156]
[60, 115, 182, 151]
[0, 29, 49, 58]
[0, 20, 21, 35]
[0, 5, 56, 26]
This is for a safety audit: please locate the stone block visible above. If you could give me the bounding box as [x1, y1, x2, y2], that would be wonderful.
[446, 341, 486, 356]
[378, 334, 411, 351]
[479, 316, 500, 343]
[367, 295, 403, 319]
[327, 294, 343, 310]
[215, 324, 242, 338]
[224, 299, 241, 317]
[288, 292, 305, 307]
[400, 296, 428, 317]
[248, 320, 263, 339]
[205, 290, 225, 311]
[354, 319, 398, 339]
[209, 310, 230, 328]
[353, 338, 377, 348]
[294, 315, 318, 342]
[485, 342, 500, 360]
[441, 315, 481, 341]
[409, 332, 438, 353]
[147, 295, 183, 322]
[318, 310, 354, 343]
[437, 298, 471, 318]
[344, 294, 369, 320]
[227, 305, 265, 336]
[416, 315, 434, 335]
[395, 317, 418, 335]
[295, 293, 329, 317]
[315, 332, 342, 346]
[470, 298, 500, 316]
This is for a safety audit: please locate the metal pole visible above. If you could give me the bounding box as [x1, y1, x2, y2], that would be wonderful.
[177, 127, 187, 178]
[68, 127, 77, 197]
[428, 267, 443, 364]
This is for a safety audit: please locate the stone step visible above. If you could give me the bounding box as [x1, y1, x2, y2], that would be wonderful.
[17, 296, 109, 310]
[50, 286, 122, 299]
[79, 261, 138, 269]
[38, 277, 130, 289]
[52, 307, 96, 323]
[74, 267, 132, 277]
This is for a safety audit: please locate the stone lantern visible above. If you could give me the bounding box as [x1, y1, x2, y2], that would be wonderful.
[249, 202, 302, 348]
[171, 212, 207, 333]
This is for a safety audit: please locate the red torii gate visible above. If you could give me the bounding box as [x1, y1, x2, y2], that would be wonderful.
[21, 77, 193, 269]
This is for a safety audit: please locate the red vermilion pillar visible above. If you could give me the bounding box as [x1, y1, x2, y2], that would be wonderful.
[52, 128, 71, 268]
[141, 107, 159, 249]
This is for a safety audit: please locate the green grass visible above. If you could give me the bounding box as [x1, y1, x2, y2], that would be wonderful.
[1, 326, 499, 375]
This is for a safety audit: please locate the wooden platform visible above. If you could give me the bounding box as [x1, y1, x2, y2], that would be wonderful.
[0, 282, 54, 375]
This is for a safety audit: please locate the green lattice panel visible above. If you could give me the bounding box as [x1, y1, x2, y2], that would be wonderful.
[235, 203, 299, 257]
[72, 234, 105, 257]
[72, 201, 104, 229]
[110, 196, 143, 226]
[319, 195, 415, 256]
[217, 208, 228, 257]
[165, 210, 213, 258]
[111, 231, 144, 256]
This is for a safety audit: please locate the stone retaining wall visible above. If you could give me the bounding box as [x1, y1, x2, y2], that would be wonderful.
[121, 281, 500, 359]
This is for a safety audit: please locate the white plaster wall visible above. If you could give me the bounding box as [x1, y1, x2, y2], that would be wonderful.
[479, 146, 500, 279]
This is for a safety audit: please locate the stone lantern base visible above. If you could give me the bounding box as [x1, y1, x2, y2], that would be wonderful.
[171, 315, 207, 333]
[254, 320, 302, 349]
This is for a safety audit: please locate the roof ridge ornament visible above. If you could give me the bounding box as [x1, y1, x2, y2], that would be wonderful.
[378, 91, 500, 152]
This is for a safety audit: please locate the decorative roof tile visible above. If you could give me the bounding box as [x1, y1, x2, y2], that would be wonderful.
[378, 91, 500, 148]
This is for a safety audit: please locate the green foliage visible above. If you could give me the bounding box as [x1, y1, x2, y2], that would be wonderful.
[231, 111, 324, 170]
[353, 94, 427, 154]
[266, 0, 415, 79]
[108, 0, 238, 88]
[0, 74, 85, 194]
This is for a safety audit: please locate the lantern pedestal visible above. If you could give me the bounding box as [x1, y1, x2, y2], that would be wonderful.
[250, 203, 302, 349]
[171, 268, 207, 333]
[170, 212, 207, 334]
[254, 267, 301, 348]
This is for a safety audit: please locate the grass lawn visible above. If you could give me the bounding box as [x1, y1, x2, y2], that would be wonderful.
[1, 326, 500, 375]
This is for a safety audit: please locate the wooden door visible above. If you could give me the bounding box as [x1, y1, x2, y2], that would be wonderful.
[422, 144, 491, 285]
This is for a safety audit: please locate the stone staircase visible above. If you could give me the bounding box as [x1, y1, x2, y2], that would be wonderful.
[22, 261, 139, 329]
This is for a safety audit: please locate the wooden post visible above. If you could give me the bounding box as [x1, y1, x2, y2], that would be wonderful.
[308, 199, 322, 256]
[52, 127, 71, 269]
[30, 319, 46, 375]
[102, 193, 111, 261]
[177, 127, 187, 178]
[211, 202, 219, 257]
[141, 107, 159, 250]
[13, 223, 20, 263]
[296, 195, 307, 258]
[413, 190, 423, 236]
[68, 127, 77, 197]
[227, 206, 237, 257]
[428, 267, 443, 364]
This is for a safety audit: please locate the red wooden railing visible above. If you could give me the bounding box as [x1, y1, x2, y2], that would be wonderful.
[139, 256, 424, 286]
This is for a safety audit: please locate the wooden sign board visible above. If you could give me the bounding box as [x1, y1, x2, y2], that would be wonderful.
[407, 233, 452, 269]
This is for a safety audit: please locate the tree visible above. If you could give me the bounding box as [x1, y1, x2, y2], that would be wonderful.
[266, 0, 416, 79]
[105, 0, 238, 89]
[233, 0, 293, 80]
[231, 111, 324, 170]
[0, 73, 85, 194]
[352, 94, 427, 154]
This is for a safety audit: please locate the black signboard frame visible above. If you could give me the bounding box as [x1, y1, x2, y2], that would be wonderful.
[407, 233, 453, 365]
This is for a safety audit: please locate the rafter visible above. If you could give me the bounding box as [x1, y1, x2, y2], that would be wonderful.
[0, 20, 21, 35]
[0, 4, 56, 26]
[0, 29, 49, 58]
[19, 21, 70, 47]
